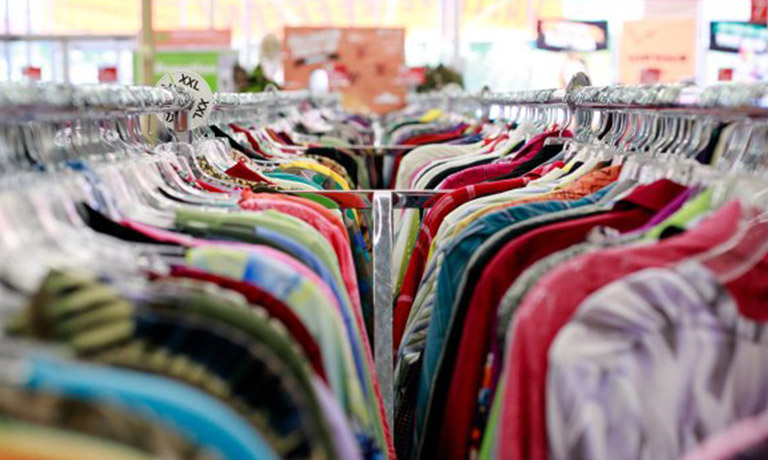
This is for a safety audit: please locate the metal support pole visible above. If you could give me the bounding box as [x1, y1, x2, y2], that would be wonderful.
[243, 0, 252, 68]
[372, 190, 394, 431]
[139, 0, 155, 85]
[61, 38, 69, 83]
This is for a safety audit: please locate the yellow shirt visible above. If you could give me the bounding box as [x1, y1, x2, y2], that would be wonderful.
[279, 160, 352, 190]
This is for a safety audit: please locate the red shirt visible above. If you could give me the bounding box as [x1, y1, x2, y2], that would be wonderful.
[433, 179, 688, 460]
[401, 123, 471, 146]
[230, 123, 270, 157]
[437, 130, 567, 190]
[392, 163, 563, 352]
[166, 265, 328, 382]
[225, 160, 276, 185]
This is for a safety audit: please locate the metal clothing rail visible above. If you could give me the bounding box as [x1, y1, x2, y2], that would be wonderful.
[413, 80, 768, 114]
[0, 83, 193, 119]
[213, 90, 340, 110]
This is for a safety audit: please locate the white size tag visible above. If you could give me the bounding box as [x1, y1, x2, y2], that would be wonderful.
[156, 71, 214, 131]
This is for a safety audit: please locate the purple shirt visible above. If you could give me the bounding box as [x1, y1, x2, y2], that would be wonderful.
[548, 261, 768, 460]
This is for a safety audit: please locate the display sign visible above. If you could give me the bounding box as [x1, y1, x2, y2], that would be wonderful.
[619, 19, 697, 84]
[710, 21, 768, 53]
[98, 66, 118, 83]
[536, 19, 608, 52]
[283, 27, 406, 114]
[22, 66, 41, 81]
[718, 68, 734, 81]
[400, 67, 427, 86]
[134, 50, 237, 91]
[752, 0, 768, 24]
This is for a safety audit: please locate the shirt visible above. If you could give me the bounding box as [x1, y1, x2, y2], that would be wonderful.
[411, 172, 620, 393]
[26, 355, 280, 460]
[394, 143, 485, 190]
[432, 166, 621, 251]
[497, 198, 741, 460]
[240, 190, 375, 336]
[415, 204, 605, 460]
[393, 164, 563, 352]
[185, 246, 368, 429]
[430, 179, 687, 460]
[166, 265, 328, 382]
[437, 130, 559, 190]
[496, 232, 646, 349]
[454, 165, 622, 233]
[239, 194, 362, 318]
[0, 418, 157, 460]
[186, 246, 394, 459]
[9, 270, 336, 460]
[176, 208, 352, 310]
[548, 261, 768, 460]
[396, 191, 611, 460]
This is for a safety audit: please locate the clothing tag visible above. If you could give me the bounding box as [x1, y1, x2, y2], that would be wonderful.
[156, 70, 213, 131]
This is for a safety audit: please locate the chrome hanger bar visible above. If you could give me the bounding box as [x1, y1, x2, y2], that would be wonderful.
[0, 83, 193, 120]
[213, 90, 341, 112]
[569, 82, 768, 115]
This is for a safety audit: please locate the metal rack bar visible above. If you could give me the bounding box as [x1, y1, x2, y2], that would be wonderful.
[0, 83, 194, 119]
[372, 191, 394, 431]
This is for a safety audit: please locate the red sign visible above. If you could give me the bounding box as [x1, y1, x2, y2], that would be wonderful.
[284, 27, 406, 114]
[155, 29, 231, 49]
[98, 66, 118, 83]
[640, 68, 661, 84]
[400, 67, 427, 86]
[753, 0, 768, 24]
[718, 68, 734, 81]
[22, 66, 41, 81]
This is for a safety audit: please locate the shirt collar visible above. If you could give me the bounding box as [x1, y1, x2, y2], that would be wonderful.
[617, 179, 689, 213]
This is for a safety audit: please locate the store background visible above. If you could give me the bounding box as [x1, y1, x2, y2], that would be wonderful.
[1, 0, 766, 113]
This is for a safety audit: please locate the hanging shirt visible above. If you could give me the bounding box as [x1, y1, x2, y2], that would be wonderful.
[25, 355, 280, 460]
[548, 261, 768, 460]
[393, 187, 615, 460]
[436, 130, 560, 190]
[166, 265, 328, 382]
[496, 199, 741, 460]
[392, 167, 551, 352]
[425, 179, 688, 460]
[0, 418, 157, 460]
[239, 193, 362, 318]
[185, 246, 368, 428]
[186, 246, 393, 459]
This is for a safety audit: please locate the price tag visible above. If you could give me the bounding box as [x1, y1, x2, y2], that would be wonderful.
[156, 70, 214, 131]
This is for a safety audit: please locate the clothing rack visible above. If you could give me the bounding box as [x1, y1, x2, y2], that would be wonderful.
[214, 79, 768, 429]
[369, 77, 768, 428]
[5, 80, 768, 439]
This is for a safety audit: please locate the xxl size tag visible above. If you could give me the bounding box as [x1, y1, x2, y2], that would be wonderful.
[156, 70, 214, 131]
